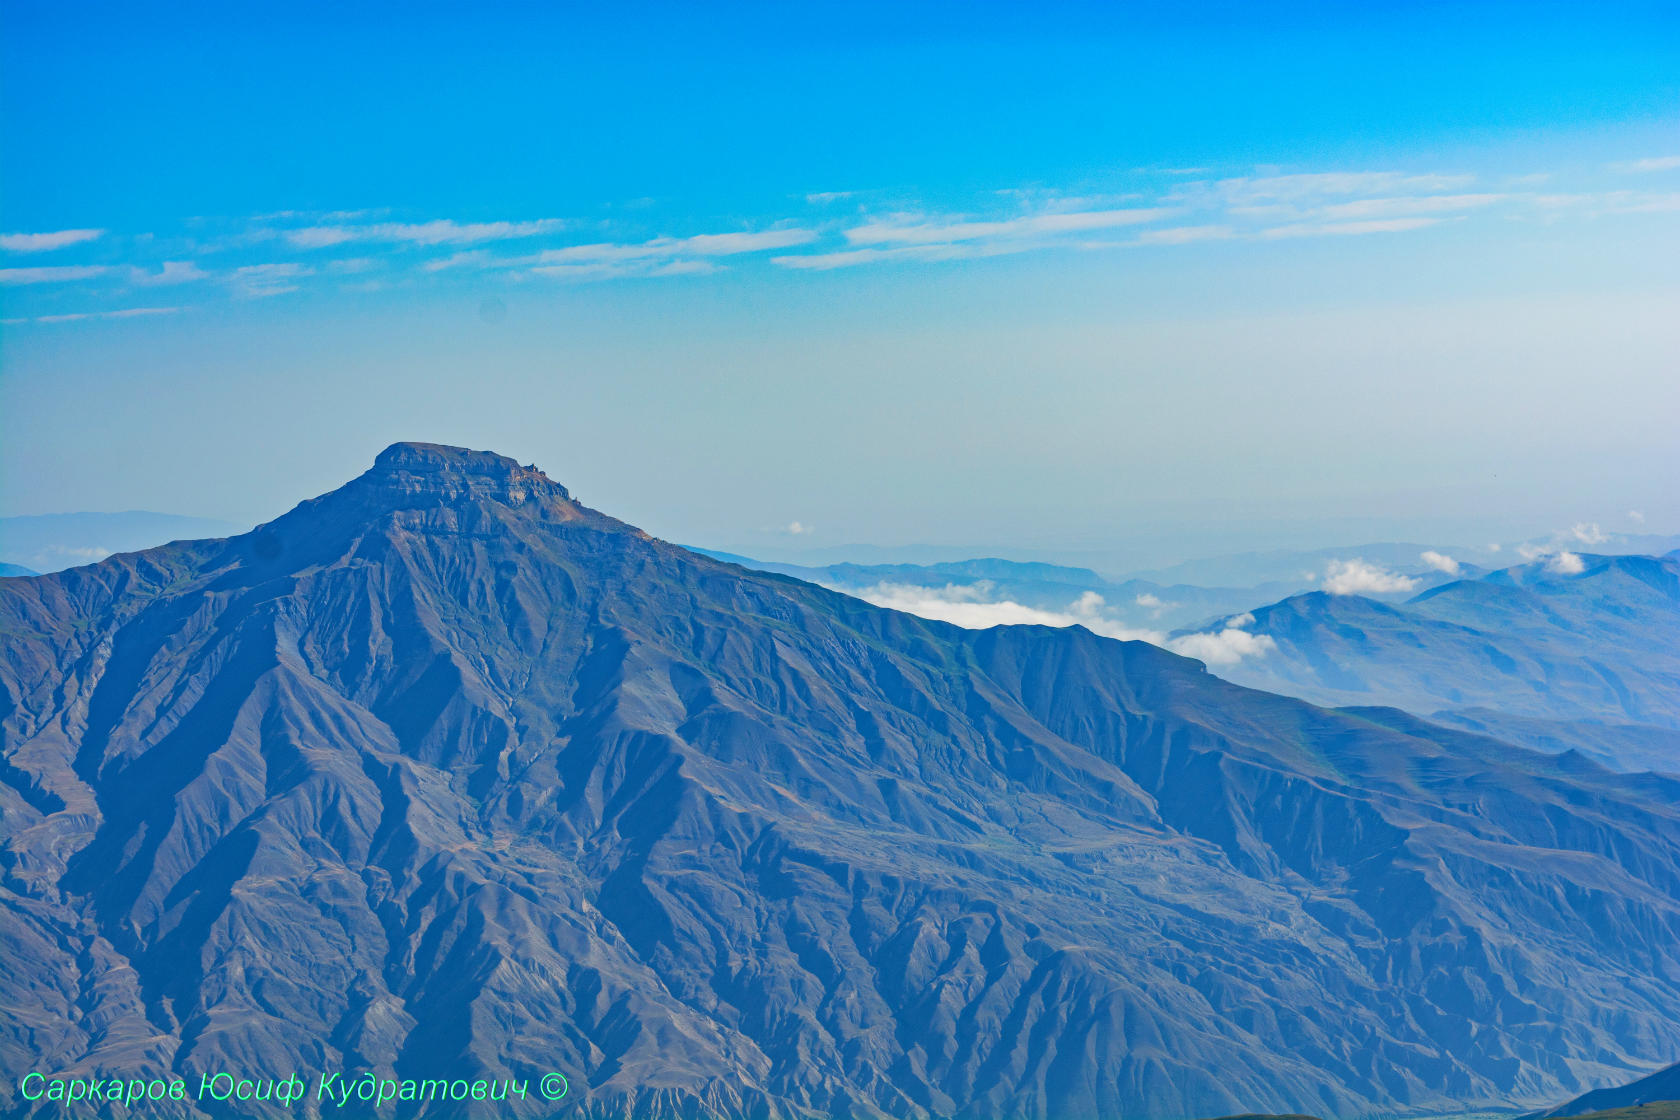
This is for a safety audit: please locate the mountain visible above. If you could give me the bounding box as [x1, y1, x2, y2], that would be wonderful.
[0, 511, 245, 574]
[0, 563, 37, 578]
[1202, 553, 1680, 772]
[1536, 1061, 1680, 1117]
[4, 443, 1680, 1119]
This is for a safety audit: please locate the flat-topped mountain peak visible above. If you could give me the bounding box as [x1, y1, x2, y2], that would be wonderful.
[364, 440, 571, 502]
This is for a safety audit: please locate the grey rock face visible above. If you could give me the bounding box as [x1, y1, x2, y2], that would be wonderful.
[3, 443, 1679, 1118]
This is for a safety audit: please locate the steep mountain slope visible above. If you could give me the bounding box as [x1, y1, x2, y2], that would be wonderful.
[1200, 554, 1680, 772]
[1536, 1061, 1680, 1116]
[4, 443, 1680, 1119]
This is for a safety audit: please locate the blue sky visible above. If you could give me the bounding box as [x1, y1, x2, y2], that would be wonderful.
[3, 0, 1678, 565]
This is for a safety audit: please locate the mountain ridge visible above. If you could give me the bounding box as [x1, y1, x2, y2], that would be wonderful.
[4, 443, 1679, 1119]
[1201, 552, 1680, 772]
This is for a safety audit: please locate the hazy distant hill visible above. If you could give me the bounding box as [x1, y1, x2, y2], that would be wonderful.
[1206, 553, 1680, 772]
[0, 511, 244, 574]
[4, 445, 1679, 1118]
[0, 563, 36, 578]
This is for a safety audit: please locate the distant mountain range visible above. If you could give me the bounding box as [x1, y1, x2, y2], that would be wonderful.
[1200, 553, 1680, 773]
[4, 443, 1678, 1119]
[693, 551, 1464, 634]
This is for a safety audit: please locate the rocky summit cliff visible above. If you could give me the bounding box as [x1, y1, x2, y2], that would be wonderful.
[3, 443, 1679, 1119]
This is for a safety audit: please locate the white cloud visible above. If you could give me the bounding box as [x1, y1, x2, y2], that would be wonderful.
[1166, 626, 1276, 666]
[435, 227, 819, 280]
[1135, 224, 1234, 245]
[1630, 510, 1646, 524]
[1260, 217, 1443, 239]
[0, 229, 107, 252]
[845, 583, 1164, 643]
[850, 584, 1273, 667]
[774, 244, 974, 270]
[130, 260, 209, 285]
[1322, 559, 1420, 595]
[281, 218, 566, 249]
[1420, 550, 1461, 576]
[806, 191, 854, 204]
[230, 262, 311, 297]
[1570, 522, 1608, 545]
[1185, 171, 1476, 207]
[0, 264, 113, 285]
[539, 228, 815, 265]
[423, 250, 493, 272]
[844, 207, 1177, 247]
[9, 306, 184, 325]
[1134, 592, 1163, 608]
[1610, 155, 1680, 174]
[787, 521, 813, 535]
[1313, 193, 1508, 221]
[779, 205, 1187, 270]
[1546, 551, 1586, 575]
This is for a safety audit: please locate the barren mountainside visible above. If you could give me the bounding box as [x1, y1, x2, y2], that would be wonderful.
[3, 443, 1679, 1119]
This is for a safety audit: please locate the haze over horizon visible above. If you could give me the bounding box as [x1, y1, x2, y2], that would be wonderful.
[3, 1, 1678, 562]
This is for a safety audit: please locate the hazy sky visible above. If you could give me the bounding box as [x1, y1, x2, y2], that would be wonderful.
[3, 1, 1677, 566]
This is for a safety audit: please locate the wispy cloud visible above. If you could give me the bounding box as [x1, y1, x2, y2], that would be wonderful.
[776, 206, 1179, 271]
[1190, 171, 1476, 206]
[775, 243, 1000, 270]
[10, 152, 1679, 318]
[1260, 217, 1444, 239]
[844, 207, 1176, 247]
[279, 218, 567, 249]
[1313, 193, 1508, 220]
[515, 228, 818, 279]
[0, 264, 114, 285]
[1610, 155, 1680, 174]
[1136, 224, 1234, 245]
[3, 305, 184, 326]
[230, 262, 311, 297]
[130, 260, 210, 285]
[0, 229, 107, 252]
